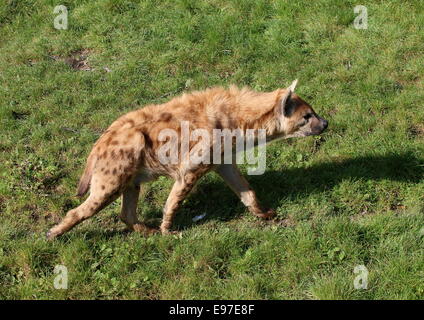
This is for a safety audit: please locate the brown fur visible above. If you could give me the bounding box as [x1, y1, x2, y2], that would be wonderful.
[47, 81, 328, 239]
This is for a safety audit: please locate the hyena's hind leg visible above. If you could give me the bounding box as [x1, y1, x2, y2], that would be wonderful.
[47, 154, 134, 239]
[46, 181, 122, 240]
[47, 127, 146, 240]
[120, 183, 158, 235]
[47, 159, 145, 240]
[215, 164, 275, 219]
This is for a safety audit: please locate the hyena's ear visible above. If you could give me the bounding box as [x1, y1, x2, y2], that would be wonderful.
[287, 79, 298, 92]
[280, 79, 298, 117]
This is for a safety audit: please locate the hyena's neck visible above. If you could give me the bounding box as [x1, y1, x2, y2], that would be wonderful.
[232, 88, 281, 137]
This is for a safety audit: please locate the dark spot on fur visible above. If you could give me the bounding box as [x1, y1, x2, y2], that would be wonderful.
[159, 112, 172, 122]
[144, 134, 153, 148]
[112, 168, 117, 175]
[104, 170, 110, 175]
[119, 174, 126, 183]
[101, 185, 105, 190]
[126, 148, 135, 160]
[143, 113, 152, 121]
[215, 120, 223, 129]
[124, 166, 133, 175]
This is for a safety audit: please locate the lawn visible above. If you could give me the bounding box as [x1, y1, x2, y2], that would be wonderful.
[0, 0, 423, 299]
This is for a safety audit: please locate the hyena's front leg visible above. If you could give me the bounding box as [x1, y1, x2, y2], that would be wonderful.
[215, 164, 275, 219]
[120, 184, 157, 235]
[160, 173, 199, 234]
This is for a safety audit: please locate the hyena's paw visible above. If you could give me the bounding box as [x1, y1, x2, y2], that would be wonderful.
[160, 228, 181, 236]
[255, 208, 276, 220]
[46, 228, 60, 241]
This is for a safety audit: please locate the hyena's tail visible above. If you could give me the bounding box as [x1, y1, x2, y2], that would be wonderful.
[76, 151, 96, 197]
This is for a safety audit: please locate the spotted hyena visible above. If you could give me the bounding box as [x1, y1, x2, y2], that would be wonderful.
[47, 80, 328, 239]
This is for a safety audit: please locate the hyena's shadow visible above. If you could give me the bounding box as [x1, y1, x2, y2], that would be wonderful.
[171, 153, 423, 231]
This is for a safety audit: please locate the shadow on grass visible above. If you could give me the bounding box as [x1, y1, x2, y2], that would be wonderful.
[173, 153, 423, 230]
[76, 228, 131, 240]
[48, 228, 130, 243]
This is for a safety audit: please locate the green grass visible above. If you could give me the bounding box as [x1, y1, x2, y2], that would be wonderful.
[0, 0, 423, 299]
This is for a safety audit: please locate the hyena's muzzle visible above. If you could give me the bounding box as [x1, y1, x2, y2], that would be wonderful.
[310, 116, 328, 136]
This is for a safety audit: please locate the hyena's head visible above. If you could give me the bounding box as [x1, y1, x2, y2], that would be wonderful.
[276, 80, 328, 138]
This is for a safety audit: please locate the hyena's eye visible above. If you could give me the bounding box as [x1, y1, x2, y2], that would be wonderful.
[303, 113, 313, 121]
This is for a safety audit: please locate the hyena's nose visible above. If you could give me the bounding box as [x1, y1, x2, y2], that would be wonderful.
[322, 119, 328, 130]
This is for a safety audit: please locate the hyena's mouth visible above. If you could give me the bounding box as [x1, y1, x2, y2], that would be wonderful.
[310, 119, 328, 135]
